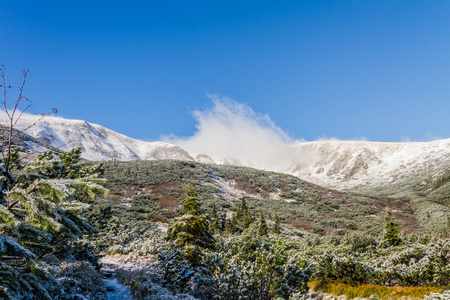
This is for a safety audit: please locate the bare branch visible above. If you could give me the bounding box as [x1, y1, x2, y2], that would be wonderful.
[6, 200, 20, 210]
[12, 97, 33, 126]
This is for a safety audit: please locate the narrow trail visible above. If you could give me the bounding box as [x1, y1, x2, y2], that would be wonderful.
[98, 254, 198, 299]
[103, 278, 133, 300]
[101, 263, 133, 300]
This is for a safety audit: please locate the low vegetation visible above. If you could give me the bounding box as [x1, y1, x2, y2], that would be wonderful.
[309, 281, 444, 300]
[0, 148, 107, 299]
[0, 152, 448, 299]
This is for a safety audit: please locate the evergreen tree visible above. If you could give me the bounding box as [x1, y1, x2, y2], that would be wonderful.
[1, 148, 106, 251]
[210, 202, 219, 232]
[239, 198, 248, 215]
[242, 209, 252, 230]
[272, 214, 281, 235]
[384, 208, 401, 246]
[0, 148, 106, 297]
[0, 67, 106, 298]
[231, 213, 239, 233]
[220, 212, 226, 232]
[179, 185, 201, 214]
[225, 218, 235, 234]
[258, 211, 268, 236]
[167, 186, 214, 264]
[239, 199, 252, 229]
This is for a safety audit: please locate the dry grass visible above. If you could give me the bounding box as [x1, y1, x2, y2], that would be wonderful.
[309, 281, 444, 300]
[287, 219, 315, 231]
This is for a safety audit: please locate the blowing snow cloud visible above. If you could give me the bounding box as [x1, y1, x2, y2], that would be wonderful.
[167, 97, 315, 172]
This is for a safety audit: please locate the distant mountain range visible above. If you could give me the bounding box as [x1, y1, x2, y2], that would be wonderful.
[10, 115, 194, 161]
[6, 114, 450, 190]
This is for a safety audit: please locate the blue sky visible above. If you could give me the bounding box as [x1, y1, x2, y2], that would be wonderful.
[1, 0, 450, 142]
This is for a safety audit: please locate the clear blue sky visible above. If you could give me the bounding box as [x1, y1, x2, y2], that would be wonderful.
[1, 0, 449, 142]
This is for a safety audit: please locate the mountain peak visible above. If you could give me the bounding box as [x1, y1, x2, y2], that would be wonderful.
[4, 114, 193, 162]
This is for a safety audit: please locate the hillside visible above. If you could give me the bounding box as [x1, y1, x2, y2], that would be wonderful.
[7, 114, 450, 191]
[101, 160, 449, 236]
[90, 159, 449, 298]
[0, 125, 60, 156]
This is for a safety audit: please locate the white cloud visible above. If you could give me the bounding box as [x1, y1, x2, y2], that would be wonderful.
[166, 96, 315, 171]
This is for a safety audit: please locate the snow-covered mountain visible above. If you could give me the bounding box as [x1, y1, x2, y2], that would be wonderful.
[7, 114, 194, 162]
[6, 114, 450, 190]
[289, 139, 450, 189]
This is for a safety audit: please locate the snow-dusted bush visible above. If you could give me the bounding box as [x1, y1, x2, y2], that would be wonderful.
[116, 268, 197, 300]
[0, 148, 107, 298]
[313, 252, 376, 286]
[55, 261, 106, 299]
[375, 239, 450, 287]
[99, 221, 169, 256]
[203, 240, 312, 299]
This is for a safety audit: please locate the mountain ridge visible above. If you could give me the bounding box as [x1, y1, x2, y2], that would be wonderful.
[5, 113, 449, 190]
[7, 114, 194, 162]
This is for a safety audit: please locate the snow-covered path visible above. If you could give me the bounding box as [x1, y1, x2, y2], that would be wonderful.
[100, 256, 135, 300]
[103, 278, 133, 300]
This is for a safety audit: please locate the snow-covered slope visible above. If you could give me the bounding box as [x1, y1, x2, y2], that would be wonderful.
[6, 114, 450, 190]
[7, 115, 193, 162]
[288, 139, 450, 189]
[193, 139, 450, 190]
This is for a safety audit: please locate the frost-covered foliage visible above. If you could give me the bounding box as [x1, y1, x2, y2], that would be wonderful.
[0, 148, 107, 249]
[313, 253, 375, 285]
[373, 239, 450, 287]
[0, 255, 56, 300]
[54, 260, 106, 299]
[116, 268, 197, 300]
[202, 236, 313, 299]
[0, 148, 107, 299]
[301, 232, 450, 289]
[135, 235, 314, 300]
[167, 186, 215, 264]
[0, 234, 36, 258]
[101, 222, 169, 256]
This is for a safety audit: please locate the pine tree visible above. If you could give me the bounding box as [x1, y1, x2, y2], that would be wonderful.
[384, 208, 401, 246]
[258, 211, 268, 236]
[240, 198, 248, 214]
[0, 148, 106, 297]
[231, 213, 239, 233]
[167, 186, 214, 264]
[0, 67, 106, 298]
[225, 218, 235, 234]
[179, 185, 201, 214]
[220, 212, 226, 232]
[1, 148, 106, 248]
[210, 202, 219, 232]
[237, 199, 251, 229]
[272, 214, 281, 235]
[242, 209, 252, 230]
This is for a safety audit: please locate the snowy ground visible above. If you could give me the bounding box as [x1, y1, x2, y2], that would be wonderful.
[99, 254, 198, 300]
[103, 278, 133, 300]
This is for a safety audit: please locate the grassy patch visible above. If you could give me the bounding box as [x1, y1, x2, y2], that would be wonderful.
[309, 281, 444, 300]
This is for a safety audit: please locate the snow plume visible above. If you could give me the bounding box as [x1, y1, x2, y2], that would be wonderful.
[167, 97, 316, 172]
